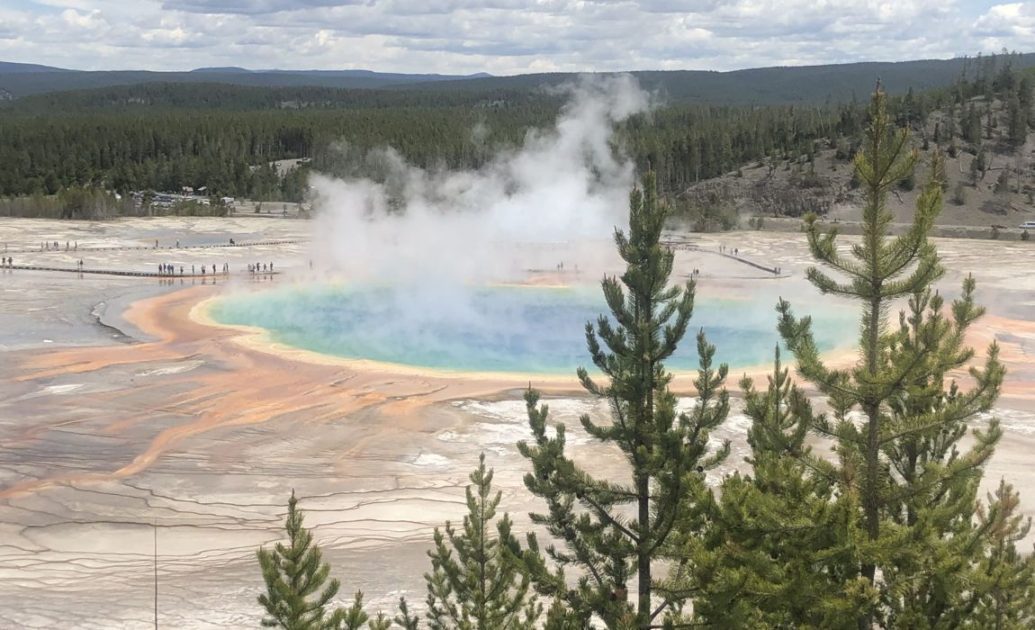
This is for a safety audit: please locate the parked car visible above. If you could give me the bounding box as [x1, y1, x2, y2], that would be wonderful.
[1019, 221, 1035, 229]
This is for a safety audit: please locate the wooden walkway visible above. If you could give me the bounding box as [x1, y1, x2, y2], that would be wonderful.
[662, 239, 783, 276]
[4, 238, 306, 255]
[1, 264, 279, 279]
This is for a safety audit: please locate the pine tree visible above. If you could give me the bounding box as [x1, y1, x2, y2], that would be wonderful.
[257, 491, 368, 630]
[1006, 94, 1026, 149]
[964, 481, 1035, 628]
[962, 103, 982, 144]
[515, 171, 730, 628]
[684, 349, 869, 627]
[423, 453, 540, 630]
[775, 86, 1010, 627]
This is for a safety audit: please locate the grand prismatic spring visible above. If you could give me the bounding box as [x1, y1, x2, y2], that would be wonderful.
[208, 284, 856, 374]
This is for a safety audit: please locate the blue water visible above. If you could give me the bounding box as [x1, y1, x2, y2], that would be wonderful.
[209, 284, 856, 374]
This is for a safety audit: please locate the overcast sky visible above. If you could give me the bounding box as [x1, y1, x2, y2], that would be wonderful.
[0, 1, 1032, 74]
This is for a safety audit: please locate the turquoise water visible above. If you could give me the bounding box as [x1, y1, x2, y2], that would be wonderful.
[209, 284, 856, 374]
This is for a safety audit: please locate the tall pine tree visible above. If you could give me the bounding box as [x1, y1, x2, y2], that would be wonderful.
[422, 453, 541, 630]
[774, 86, 1016, 627]
[516, 171, 730, 628]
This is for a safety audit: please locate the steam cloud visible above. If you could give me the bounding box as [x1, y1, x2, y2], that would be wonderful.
[309, 75, 650, 285]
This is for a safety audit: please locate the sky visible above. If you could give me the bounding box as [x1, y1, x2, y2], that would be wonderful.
[0, 1, 1032, 75]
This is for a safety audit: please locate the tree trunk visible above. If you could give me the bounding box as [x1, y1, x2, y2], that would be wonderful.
[637, 473, 651, 628]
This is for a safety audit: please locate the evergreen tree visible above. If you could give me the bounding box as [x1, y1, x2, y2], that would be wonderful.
[962, 103, 982, 144]
[257, 492, 369, 630]
[1006, 94, 1027, 149]
[972, 147, 987, 183]
[775, 86, 1011, 627]
[515, 171, 730, 628]
[684, 349, 867, 627]
[964, 481, 1035, 628]
[422, 453, 540, 630]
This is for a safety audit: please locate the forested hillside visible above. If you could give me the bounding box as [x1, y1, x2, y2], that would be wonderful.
[3, 53, 1033, 103]
[0, 53, 1031, 219]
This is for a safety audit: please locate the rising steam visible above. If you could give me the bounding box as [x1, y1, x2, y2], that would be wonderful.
[308, 75, 650, 285]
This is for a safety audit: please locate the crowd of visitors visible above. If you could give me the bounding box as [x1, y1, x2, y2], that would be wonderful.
[248, 262, 275, 274]
[156, 262, 232, 276]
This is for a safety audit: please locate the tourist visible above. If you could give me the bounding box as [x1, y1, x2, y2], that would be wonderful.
[176, 240, 180, 248]
[74, 241, 77, 251]
[157, 264, 162, 275]
[192, 264, 195, 275]
[180, 266, 184, 275]
[202, 265, 206, 275]
[269, 262, 273, 272]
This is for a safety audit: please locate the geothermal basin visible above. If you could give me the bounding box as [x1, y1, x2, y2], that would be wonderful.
[0, 218, 1033, 630]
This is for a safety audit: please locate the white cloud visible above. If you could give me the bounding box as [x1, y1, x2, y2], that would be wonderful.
[0, 0, 1029, 73]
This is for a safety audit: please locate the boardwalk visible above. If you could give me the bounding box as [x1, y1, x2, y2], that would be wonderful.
[1, 264, 279, 279]
[661, 237, 784, 276]
[3, 238, 306, 255]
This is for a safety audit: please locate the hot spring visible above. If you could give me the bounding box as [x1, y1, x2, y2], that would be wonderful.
[209, 283, 857, 374]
